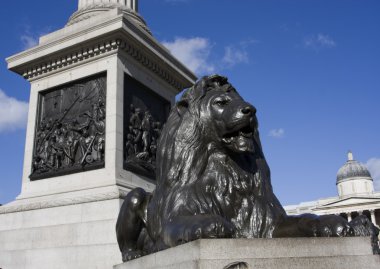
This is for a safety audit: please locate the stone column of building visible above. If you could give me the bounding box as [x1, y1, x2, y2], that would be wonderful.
[347, 212, 352, 222]
[78, 0, 138, 11]
[370, 210, 377, 227]
[68, 0, 149, 33]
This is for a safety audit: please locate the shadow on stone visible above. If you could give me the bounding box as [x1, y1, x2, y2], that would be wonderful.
[224, 261, 249, 269]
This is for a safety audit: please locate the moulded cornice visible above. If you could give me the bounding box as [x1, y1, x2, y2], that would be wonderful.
[0, 190, 129, 214]
[7, 13, 196, 91]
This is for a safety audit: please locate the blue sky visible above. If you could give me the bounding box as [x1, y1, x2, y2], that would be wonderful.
[0, 0, 379, 206]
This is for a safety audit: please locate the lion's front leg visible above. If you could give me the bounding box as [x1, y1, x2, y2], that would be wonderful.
[162, 214, 236, 247]
[273, 214, 380, 254]
[116, 188, 151, 261]
[349, 215, 380, 254]
[273, 214, 352, 238]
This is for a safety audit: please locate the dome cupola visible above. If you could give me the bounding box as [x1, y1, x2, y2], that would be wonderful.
[336, 151, 374, 197]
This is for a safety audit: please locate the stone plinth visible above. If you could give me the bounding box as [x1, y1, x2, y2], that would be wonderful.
[114, 237, 380, 269]
[0, 198, 121, 269]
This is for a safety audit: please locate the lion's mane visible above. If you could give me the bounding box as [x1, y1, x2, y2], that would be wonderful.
[147, 75, 286, 246]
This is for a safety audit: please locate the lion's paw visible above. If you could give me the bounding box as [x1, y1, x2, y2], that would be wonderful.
[315, 215, 353, 237]
[180, 216, 235, 243]
[164, 215, 236, 246]
[122, 250, 143, 262]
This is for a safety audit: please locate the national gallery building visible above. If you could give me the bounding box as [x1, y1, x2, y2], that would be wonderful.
[284, 152, 380, 228]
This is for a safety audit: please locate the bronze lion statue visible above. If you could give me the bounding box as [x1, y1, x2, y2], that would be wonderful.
[116, 75, 379, 261]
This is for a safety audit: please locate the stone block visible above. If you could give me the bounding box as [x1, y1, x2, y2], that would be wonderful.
[114, 237, 380, 269]
[0, 244, 120, 269]
[0, 198, 123, 269]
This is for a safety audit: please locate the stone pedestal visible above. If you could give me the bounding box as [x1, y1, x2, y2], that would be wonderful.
[6, 6, 195, 203]
[0, 3, 196, 269]
[114, 238, 380, 269]
[0, 198, 121, 269]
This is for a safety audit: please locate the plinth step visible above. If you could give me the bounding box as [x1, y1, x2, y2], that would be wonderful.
[114, 238, 380, 269]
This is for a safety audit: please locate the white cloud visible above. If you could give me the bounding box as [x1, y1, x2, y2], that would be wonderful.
[222, 46, 249, 67]
[222, 39, 257, 68]
[268, 128, 285, 138]
[19, 25, 52, 50]
[0, 89, 29, 132]
[304, 34, 336, 50]
[162, 37, 215, 75]
[366, 158, 380, 191]
[20, 34, 38, 50]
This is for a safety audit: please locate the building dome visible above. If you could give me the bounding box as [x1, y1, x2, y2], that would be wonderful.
[336, 151, 372, 184]
[336, 151, 374, 197]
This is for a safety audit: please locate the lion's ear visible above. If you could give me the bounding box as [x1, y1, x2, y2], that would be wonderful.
[176, 99, 189, 116]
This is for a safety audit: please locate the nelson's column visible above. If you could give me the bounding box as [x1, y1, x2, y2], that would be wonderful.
[0, 1, 196, 268]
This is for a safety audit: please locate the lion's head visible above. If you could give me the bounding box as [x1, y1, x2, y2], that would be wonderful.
[185, 74, 258, 153]
[156, 75, 266, 186]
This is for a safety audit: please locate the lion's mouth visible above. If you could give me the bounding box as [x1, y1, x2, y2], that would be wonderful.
[222, 126, 253, 144]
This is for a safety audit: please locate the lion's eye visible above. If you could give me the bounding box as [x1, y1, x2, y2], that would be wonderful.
[214, 98, 229, 106]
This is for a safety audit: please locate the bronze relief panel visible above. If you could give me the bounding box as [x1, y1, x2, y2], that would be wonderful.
[123, 75, 171, 180]
[31, 73, 107, 180]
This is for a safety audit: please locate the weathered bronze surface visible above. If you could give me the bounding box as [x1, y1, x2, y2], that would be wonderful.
[116, 75, 379, 261]
[30, 73, 106, 180]
[123, 75, 170, 179]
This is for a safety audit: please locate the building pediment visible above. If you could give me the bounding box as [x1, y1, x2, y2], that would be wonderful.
[316, 196, 380, 210]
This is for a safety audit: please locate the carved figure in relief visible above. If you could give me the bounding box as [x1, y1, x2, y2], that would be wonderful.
[116, 75, 379, 262]
[125, 133, 135, 156]
[141, 111, 152, 153]
[124, 104, 163, 177]
[152, 121, 162, 139]
[63, 134, 76, 166]
[79, 127, 94, 164]
[130, 105, 143, 153]
[51, 126, 66, 168]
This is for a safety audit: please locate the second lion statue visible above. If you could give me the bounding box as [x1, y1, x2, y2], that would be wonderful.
[116, 75, 379, 261]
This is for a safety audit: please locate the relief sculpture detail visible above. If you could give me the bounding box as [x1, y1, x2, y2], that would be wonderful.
[30, 74, 106, 180]
[123, 74, 170, 180]
[124, 105, 162, 179]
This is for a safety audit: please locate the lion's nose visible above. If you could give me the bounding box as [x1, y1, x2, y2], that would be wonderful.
[241, 106, 254, 115]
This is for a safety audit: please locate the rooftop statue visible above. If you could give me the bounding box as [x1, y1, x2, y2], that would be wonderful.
[116, 75, 379, 261]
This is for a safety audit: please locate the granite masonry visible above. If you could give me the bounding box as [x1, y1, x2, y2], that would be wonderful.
[114, 238, 380, 269]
